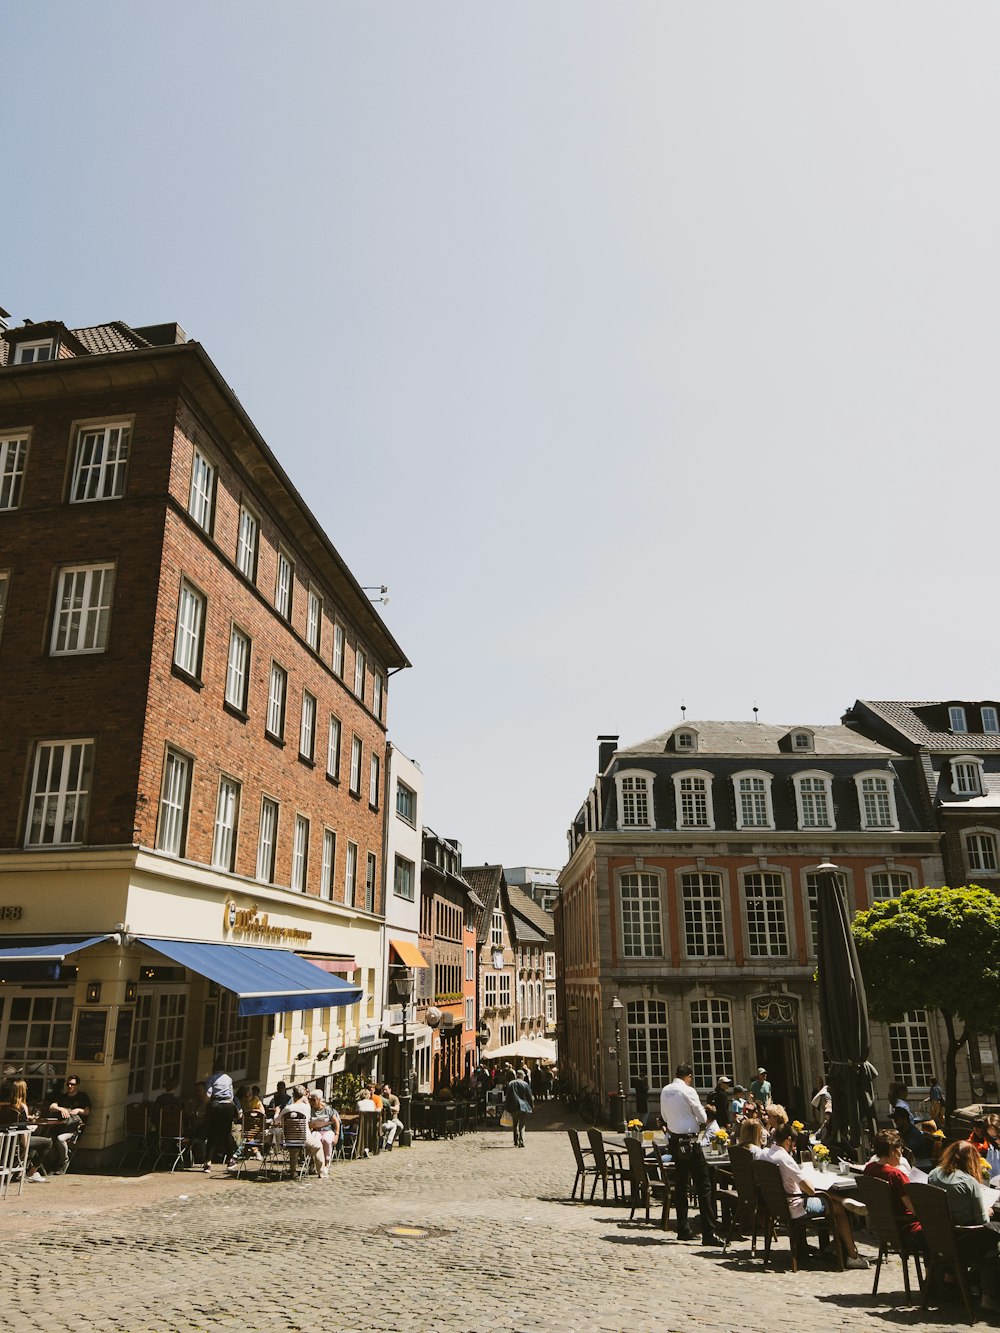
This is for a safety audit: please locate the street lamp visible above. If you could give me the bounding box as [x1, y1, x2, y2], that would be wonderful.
[610, 995, 625, 1130]
[394, 967, 414, 1147]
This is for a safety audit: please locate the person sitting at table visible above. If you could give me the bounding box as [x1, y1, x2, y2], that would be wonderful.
[48, 1074, 91, 1173]
[278, 1085, 326, 1178]
[6, 1079, 54, 1182]
[929, 1138, 1000, 1279]
[268, 1081, 292, 1112]
[380, 1083, 404, 1150]
[862, 1129, 922, 1243]
[307, 1091, 338, 1171]
[735, 1118, 766, 1157]
[891, 1107, 931, 1170]
[241, 1084, 265, 1114]
[154, 1078, 184, 1110]
[764, 1124, 869, 1269]
[764, 1104, 789, 1145]
[699, 1102, 722, 1147]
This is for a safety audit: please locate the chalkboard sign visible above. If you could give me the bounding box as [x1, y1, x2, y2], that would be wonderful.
[73, 1008, 108, 1062]
[113, 1008, 134, 1062]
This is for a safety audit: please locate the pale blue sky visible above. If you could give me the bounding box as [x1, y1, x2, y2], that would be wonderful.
[6, 4, 999, 867]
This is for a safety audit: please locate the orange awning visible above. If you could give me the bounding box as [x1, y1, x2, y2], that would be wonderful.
[390, 939, 429, 969]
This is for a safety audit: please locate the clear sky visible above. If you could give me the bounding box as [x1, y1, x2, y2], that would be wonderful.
[6, 4, 999, 870]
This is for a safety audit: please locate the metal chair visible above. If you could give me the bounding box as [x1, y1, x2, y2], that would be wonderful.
[567, 1129, 598, 1200]
[751, 1158, 838, 1272]
[624, 1136, 670, 1229]
[855, 1174, 924, 1301]
[119, 1102, 153, 1173]
[275, 1113, 310, 1178]
[908, 1182, 982, 1326]
[0, 1128, 31, 1200]
[721, 1146, 762, 1253]
[154, 1103, 192, 1172]
[232, 1110, 267, 1179]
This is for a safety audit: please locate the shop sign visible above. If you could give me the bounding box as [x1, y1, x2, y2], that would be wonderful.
[0, 905, 23, 920]
[223, 897, 312, 945]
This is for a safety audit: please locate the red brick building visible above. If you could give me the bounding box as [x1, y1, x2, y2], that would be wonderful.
[0, 316, 409, 1159]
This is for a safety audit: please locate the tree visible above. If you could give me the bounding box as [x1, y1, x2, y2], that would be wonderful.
[851, 884, 1000, 1122]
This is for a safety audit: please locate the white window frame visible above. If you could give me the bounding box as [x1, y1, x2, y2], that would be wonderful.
[544, 952, 555, 980]
[855, 770, 899, 830]
[50, 563, 115, 655]
[742, 871, 789, 957]
[0, 435, 28, 510]
[394, 855, 415, 902]
[354, 646, 366, 701]
[732, 770, 774, 830]
[466, 947, 475, 981]
[299, 691, 316, 762]
[680, 870, 726, 958]
[321, 829, 336, 900]
[156, 748, 191, 857]
[70, 421, 130, 502]
[614, 769, 654, 830]
[792, 770, 835, 830]
[13, 339, 55, 363]
[257, 798, 278, 882]
[372, 672, 384, 720]
[690, 998, 734, 1092]
[225, 626, 251, 712]
[266, 663, 287, 740]
[869, 868, 912, 901]
[188, 448, 215, 532]
[333, 623, 344, 677]
[963, 829, 999, 875]
[326, 715, 341, 779]
[619, 872, 663, 958]
[499, 973, 511, 1007]
[306, 588, 321, 652]
[349, 735, 362, 795]
[292, 814, 310, 891]
[236, 505, 259, 581]
[791, 729, 815, 753]
[949, 706, 968, 733]
[396, 781, 416, 825]
[345, 841, 358, 907]
[173, 580, 206, 678]
[485, 973, 497, 1008]
[982, 706, 1000, 735]
[950, 756, 985, 796]
[888, 1010, 934, 1089]
[25, 739, 94, 847]
[805, 868, 848, 956]
[674, 729, 697, 753]
[212, 776, 240, 871]
[673, 769, 715, 830]
[369, 752, 380, 808]
[491, 910, 504, 950]
[275, 550, 293, 620]
[365, 853, 377, 912]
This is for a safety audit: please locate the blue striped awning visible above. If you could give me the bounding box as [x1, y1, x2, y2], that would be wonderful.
[0, 935, 113, 978]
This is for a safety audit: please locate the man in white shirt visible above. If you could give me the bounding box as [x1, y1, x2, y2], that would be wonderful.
[660, 1063, 721, 1245]
[764, 1125, 868, 1268]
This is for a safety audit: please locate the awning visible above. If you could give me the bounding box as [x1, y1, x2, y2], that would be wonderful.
[389, 938, 429, 969]
[0, 935, 113, 979]
[137, 938, 363, 1017]
[299, 955, 357, 974]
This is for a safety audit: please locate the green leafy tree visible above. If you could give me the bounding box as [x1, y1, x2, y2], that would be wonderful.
[852, 884, 1000, 1122]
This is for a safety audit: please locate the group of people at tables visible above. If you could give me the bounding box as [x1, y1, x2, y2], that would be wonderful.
[0, 1074, 91, 1183]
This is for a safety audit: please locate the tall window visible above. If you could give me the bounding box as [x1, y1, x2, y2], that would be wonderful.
[0, 435, 27, 510]
[394, 855, 415, 901]
[156, 748, 191, 856]
[681, 872, 725, 957]
[871, 870, 911, 901]
[396, 781, 416, 824]
[306, 588, 321, 651]
[333, 623, 344, 677]
[225, 626, 251, 712]
[491, 910, 504, 949]
[349, 735, 362, 795]
[617, 772, 652, 828]
[71, 423, 130, 502]
[236, 506, 259, 580]
[734, 773, 773, 829]
[321, 829, 336, 900]
[212, 777, 240, 871]
[949, 706, 968, 733]
[466, 947, 476, 981]
[983, 706, 1000, 735]
[674, 772, 713, 828]
[365, 853, 377, 912]
[794, 773, 834, 829]
[299, 691, 316, 761]
[257, 798, 278, 882]
[856, 773, 897, 829]
[373, 673, 384, 720]
[50, 564, 115, 655]
[951, 758, 984, 796]
[275, 551, 293, 620]
[743, 872, 788, 956]
[966, 832, 999, 874]
[266, 663, 287, 740]
[369, 753, 380, 807]
[188, 449, 215, 532]
[173, 581, 206, 678]
[354, 647, 366, 700]
[345, 842, 358, 907]
[690, 998, 734, 1090]
[888, 1011, 934, 1088]
[26, 739, 94, 846]
[620, 872, 663, 958]
[326, 715, 341, 779]
[485, 973, 497, 1008]
[805, 869, 848, 956]
[292, 815, 309, 890]
[627, 999, 670, 1091]
[499, 973, 511, 1007]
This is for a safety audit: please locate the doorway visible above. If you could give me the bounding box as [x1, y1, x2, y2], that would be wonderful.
[754, 1029, 804, 1119]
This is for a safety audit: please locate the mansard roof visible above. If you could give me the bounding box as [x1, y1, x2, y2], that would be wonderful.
[621, 720, 895, 759]
[853, 700, 1000, 752]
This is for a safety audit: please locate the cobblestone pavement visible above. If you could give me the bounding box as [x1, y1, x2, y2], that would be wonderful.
[0, 1103, 989, 1333]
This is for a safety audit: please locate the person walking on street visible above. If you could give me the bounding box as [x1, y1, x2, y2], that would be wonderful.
[505, 1070, 533, 1147]
[203, 1059, 237, 1171]
[660, 1064, 721, 1245]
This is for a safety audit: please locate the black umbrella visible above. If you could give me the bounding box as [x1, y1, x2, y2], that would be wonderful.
[816, 862, 878, 1158]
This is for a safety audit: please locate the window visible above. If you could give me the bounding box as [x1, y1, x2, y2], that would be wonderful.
[225, 626, 251, 712]
[491, 910, 504, 949]
[950, 706, 968, 733]
[71, 422, 130, 502]
[545, 952, 555, 980]
[173, 581, 206, 679]
[306, 588, 321, 651]
[345, 842, 358, 907]
[466, 947, 475, 981]
[354, 646, 366, 701]
[333, 623, 344, 677]
[743, 872, 788, 956]
[966, 832, 999, 874]
[791, 730, 814, 752]
[188, 449, 215, 532]
[257, 798, 279, 882]
[369, 753, 380, 807]
[733, 772, 773, 829]
[275, 550, 293, 620]
[620, 872, 663, 958]
[0, 435, 27, 510]
[485, 973, 497, 1007]
[616, 771, 653, 829]
[856, 772, 898, 830]
[13, 339, 54, 363]
[870, 870, 911, 900]
[675, 730, 696, 752]
[321, 829, 336, 900]
[26, 739, 94, 846]
[373, 673, 384, 720]
[212, 777, 240, 871]
[365, 852, 377, 912]
[396, 781, 416, 824]
[805, 869, 849, 955]
[983, 706, 1000, 735]
[626, 999, 670, 1091]
[466, 996, 475, 1029]
[292, 815, 309, 891]
[674, 771, 714, 829]
[266, 663, 287, 740]
[394, 855, 415, 901]
[326, 715, 341, 779]
[546, 991, 556, 1022]
[299, 691, 316, 761]
[793, 772, 835, 829]
[681, 872, 725, 957]
[50, 563, 115, 655]
[236, 506, 259, 581]
[690, 998, 734, 1090]
[888, 1010, 934, 1089]
[951, 757, 984, 796]
[499, 973, 511, 1007]
[349, 736, 362, 795]
[156, 748, 191, 856]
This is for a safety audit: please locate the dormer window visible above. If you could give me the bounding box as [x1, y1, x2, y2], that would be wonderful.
[673, 770, 715, 830]
[949, 706, 968, 733]
[615, 770, 655, 830]
[855, 771, 899, 830]
[982, 706, 999, 735]
[675, 730, 697, 753]
[732, 771, 774, 830]
[13, 339, 55, 364]
[951, 756, 985, 797]
[791, 729, 814, 753]
[793, 771, 835, 830]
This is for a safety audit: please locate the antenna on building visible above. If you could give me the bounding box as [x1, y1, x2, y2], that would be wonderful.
[362, 585, 389, 606]
[680, 702, 686, 719]
[753, 703, 759, 723]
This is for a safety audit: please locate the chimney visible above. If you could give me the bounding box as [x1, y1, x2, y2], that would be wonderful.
[597, 735, 619, 772]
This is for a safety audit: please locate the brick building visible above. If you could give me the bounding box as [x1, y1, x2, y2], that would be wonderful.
[419, 829, 479, 1087]
[0, 315, 409, 1159]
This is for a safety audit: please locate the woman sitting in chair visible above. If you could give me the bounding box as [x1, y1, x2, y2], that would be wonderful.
[862, 1129, 922, 1240]
[928, 1139, 1000, 1252]
[277, 1086, 326, 1179]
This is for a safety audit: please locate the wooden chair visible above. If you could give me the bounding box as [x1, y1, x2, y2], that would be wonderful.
[908, 1182, 981, 1326]
[751, 1158, 837, 1272]
[855, 1174, 924, 1302]
[119, 1102, 153, 1173]
[624, 1136, 670, 1229]
[567, 1129, 598, 1200]
[153, 1103, 192, 1172]
[586, 1128, 627, 1202]
[721, 1146, 762, 1253]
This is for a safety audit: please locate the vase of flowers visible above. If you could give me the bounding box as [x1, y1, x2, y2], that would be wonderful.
[710, 1127, 729, 1152]
[812, 1142, 831, 1172]
[626, 1118, 643, 1140]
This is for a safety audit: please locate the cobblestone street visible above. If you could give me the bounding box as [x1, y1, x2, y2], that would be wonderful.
[0, 1103, 986, 1333]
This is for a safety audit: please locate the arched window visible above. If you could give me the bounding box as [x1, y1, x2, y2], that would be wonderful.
[614, 769, 655, 830]
[672, 770, 715, 830]
[855, 771, 899, 830]
[950, 756, 985, 797]
[793, 771, 835, 830]
[732, 771, 774, 830]
[963, 829, 999, 875]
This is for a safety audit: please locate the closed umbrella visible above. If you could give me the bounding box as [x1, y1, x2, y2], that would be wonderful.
[816, 862, 878, 1157]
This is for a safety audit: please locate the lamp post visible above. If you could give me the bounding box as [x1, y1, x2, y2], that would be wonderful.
[610, 995, 625, 1130]
[394, 967, 414, 1147]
